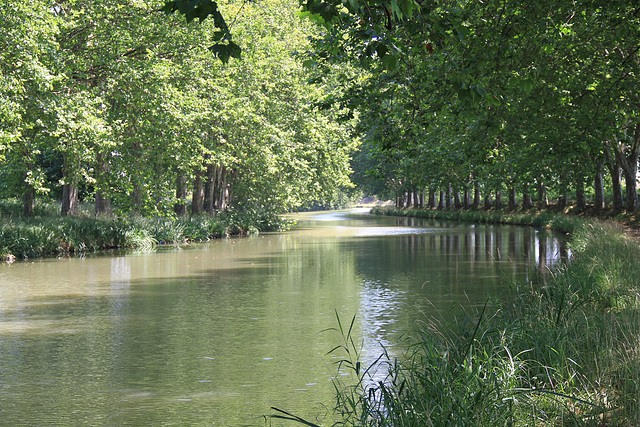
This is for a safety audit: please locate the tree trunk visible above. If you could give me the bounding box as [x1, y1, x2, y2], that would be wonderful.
[219, 168, 229, 210]
[522, 192, 532, 209]
[594, 162, 605, 209]
[453, 188, 461, 209]
[473, 186, 480, 207]
[495, 189, 502, 209]
[538, 183, 548, 209]
[428, 189, 436, 208]
[463, 187, 471, 209]
[484, 192, 492, 209]
[23, 186, 35, 217]
[204, 163, 215, 214]
[438, 190, 445, 209]
[192, 168, 205, 215]
[614, 121, 640, 212]
[508, 187, 517, 210]
[413, 190, 420, 208]
[95, 191, 112, 216]
[419, 190, 424, 208]
[557, 192, 568, 210]
[174, 174, 188, 216]
[575, 176, 586, 209]
[445, 185, 451, 209]
[609, 164, 624, 211]
[622, 167, 639, 211]
[604, 144, 624, 211]
[61, 184, 79, 216]
[61, 153, 79, 216]
[132, 186, 143, 214]
[557, 172, 569, 210]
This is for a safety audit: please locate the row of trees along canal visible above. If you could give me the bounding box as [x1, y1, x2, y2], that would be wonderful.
[0, 0, 358, 226]
[298, 0, 640, 212]
[3, 0, 639, 223]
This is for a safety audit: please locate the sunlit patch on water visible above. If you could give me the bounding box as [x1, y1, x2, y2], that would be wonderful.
[357, 280, 408, 384]
[310, 212, 356, 221]
[0, 319, 89, 334]
[354, 226, 440, 236]
[305, 207, 373, 222]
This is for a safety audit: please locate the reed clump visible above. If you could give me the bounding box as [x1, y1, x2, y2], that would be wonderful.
[0, 204, 228, 259]
[320, 221, 640, 426]
[0, 197, 303, 259]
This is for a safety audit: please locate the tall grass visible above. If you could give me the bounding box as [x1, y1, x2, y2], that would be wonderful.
[0, 211, 228, 259]
[321, 221, 639, 426]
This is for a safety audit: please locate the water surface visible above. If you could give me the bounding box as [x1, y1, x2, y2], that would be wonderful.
[0, 209, 566, 425]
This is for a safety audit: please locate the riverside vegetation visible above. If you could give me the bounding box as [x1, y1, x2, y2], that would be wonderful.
[270, 207, 640, 426]
[0, 199, 294, 260]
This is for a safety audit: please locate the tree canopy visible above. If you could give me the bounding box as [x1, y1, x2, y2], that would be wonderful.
[1, 0, 358, 225]
[3, 0, 638, 226]
[304, 0, 640, 211]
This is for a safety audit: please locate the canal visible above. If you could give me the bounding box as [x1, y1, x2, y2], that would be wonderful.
[0, 209, 566, 425]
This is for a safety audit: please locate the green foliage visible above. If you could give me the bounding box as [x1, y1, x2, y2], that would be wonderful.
[161, 0, 227, 25]
[161, 0, 242, 63]
[313, 0, 640, 213]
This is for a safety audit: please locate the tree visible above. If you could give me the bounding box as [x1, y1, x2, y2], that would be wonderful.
[319, 0, 640, 212]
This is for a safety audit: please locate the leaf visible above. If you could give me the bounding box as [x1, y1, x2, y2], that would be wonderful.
[347, 0, 360, 14]
[382, 53, 398, 70]
[209, 40, 241, 63]
[212, 30, 227, 42]
[265, 407, 322, 427]
[162, 0, 227, 27]
[376, 43, 388, 58]
[390, 0, 403, 21]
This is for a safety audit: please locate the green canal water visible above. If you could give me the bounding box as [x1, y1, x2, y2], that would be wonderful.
[0, 209, 566, 425]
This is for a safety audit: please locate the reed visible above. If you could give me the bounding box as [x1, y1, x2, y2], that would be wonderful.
[0, 213, 228, 259]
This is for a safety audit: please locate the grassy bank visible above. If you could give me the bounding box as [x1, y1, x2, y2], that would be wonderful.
[0, 200, 292, 260]
[274, 208, 640, 426]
